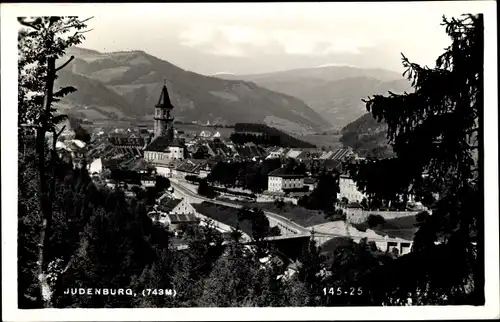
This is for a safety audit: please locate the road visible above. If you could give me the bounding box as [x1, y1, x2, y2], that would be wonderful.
[170, 180, 310, 234]
[169, 180, 412, 250]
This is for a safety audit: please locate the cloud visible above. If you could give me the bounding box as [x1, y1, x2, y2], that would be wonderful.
[322, 39, 374, 55]
[211, 71, 235, 75]
[178, 24, 216, 47]
[315, 63, 358, 68]
[206, 44, 247, 57]
[216, 26, 270, 46]
[179, 24, 255, 57]
[179, 24, 376, 57]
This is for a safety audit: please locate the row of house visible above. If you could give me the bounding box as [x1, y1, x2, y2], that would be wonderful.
[266, 147, 355, 162]
[266, 166, 366, 204]
[198, 130, 222, 139]
[89, 144, 366, 207]
[185, 140, 267, 161]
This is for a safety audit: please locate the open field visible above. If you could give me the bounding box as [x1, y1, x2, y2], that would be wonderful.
[250, 202, 330, 227]
[295, 133, 343, 149]
[192, 202, 253, 237]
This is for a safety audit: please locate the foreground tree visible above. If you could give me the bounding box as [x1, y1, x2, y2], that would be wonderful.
[297, 237, 323, 306]
[348, 14, 483, 304]
[197, 236, 257, 306]
[299, 170, 340, 214]
[18, 16, 93, 306]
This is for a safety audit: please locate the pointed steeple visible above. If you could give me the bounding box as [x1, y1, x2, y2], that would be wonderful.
[153, 78, 175, 138]
[156, 79, 173, 109]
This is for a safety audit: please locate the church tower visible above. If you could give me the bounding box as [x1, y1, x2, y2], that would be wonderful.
[154, 80, 174, 140]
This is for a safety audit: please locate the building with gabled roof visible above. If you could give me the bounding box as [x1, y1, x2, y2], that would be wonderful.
[286, 149, 302, 159]
[303, 177, 318, 191]
[150, 158, 183, 178]
[89, 157, 103, 174]
[199, 130, 212, 138]
[266, 146, 288, 159]
[295, 150, 310, 160]
[127, 157, 154, 174]
[108, 136, 146, 156]
[206, 141, 233, 158]
[338, 174, 366, 203]
[331, 147, 352, 160]
[319, 151, 335, 159]
[174, 159, 210, 178]
[268, 167, 305, 193]
[153, 195, 199, 230]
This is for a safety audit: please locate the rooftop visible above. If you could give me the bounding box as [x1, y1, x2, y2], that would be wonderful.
[304, 177, 318, 185]
[156, 84, 174, 110]
[158, 197, 183, 213]
[346, 202, 363, 209]
[145, 136, 171, 152]
[166, 213, 198, 224]
[128, 158, 153, 172]
[286, 150, 302, 158]
[268, 167, 305, 178]
[108, 136, 147, 147]
[331, 147, 351, 160]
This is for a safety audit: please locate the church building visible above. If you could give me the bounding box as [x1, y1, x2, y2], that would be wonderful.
[144, 82, 185, 162]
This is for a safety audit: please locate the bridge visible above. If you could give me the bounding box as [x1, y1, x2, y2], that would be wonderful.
[169, 179, 413, 255]
[170, 179, 308, 236]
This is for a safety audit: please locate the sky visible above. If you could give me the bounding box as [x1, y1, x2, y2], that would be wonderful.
[6, 2, 493, 75]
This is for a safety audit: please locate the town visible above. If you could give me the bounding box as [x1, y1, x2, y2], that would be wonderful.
[56, 81, 424, 270]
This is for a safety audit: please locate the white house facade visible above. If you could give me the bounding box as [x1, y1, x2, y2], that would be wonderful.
[144, 145, 184, 162]
[154, 197, 199, 230]
[338, 175, 366, 202]
[89, 158, 103, 174]
[268, 168, 305, 193]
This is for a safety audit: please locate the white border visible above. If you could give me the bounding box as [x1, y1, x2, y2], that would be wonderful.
[2, 2, 498, 321]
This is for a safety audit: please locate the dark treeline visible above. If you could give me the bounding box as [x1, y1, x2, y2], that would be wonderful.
[297, 171, 346, 221]
[230, 132, 282, 146]
[233, 123, 316, 148]
[339, 113, 393, 159]
[205, 158, 308, 193]
[68, 115, 91, 144]
[174, 120, 235, 128]
[19, 144, 311, 307]
[206, 158, 282, 193]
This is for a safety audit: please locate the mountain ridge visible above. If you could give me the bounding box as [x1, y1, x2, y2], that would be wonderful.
[54, 46, 332, 134]
[215, 65, 412, 130]
[339, 112, 393, 159]
[216, 65, 403, 82]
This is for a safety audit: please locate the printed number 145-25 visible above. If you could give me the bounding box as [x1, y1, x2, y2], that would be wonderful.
[322, 287, 363, 296]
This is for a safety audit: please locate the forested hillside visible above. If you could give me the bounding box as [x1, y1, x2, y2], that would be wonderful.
[52, 47, 332, 134]
[217, 66, 412, 129]
[233, 123, 316, 148]
[339, 113, 393, 158]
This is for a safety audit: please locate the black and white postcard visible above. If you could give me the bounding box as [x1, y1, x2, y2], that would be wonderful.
[2, 1, 498, 321]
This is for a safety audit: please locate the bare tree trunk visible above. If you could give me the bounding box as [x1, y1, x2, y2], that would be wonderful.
[49, 126, 65, 214]
[37, 56, 56, 307]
